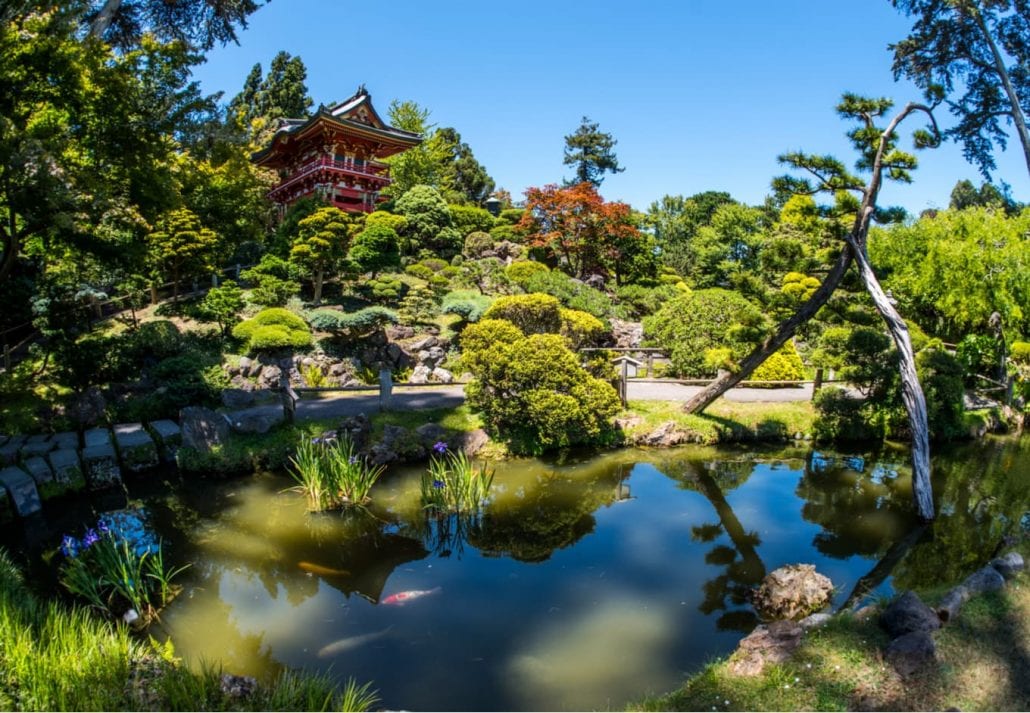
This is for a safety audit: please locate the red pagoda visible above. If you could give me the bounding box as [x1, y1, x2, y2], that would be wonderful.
[252, 85, 422, 215]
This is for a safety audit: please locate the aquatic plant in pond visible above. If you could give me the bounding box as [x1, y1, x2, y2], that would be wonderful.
[58, 515, 189, 623]
[420, 443, 494, 514]
[289, 436, 386, 511]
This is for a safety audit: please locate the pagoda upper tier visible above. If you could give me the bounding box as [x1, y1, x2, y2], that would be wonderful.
[252, 85, 422, 214]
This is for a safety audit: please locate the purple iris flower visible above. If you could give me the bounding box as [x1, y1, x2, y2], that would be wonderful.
[348, 455, 360, 465]
[82, 528, 100, 548]
[432, 441, 448, 454]
[59, 535, 79, 558]
[432, 479, 445, 489]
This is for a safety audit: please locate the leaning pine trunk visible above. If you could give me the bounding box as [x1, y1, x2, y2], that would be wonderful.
[847, 237, 934, 521]
[682, 242, 854, 414]
[313, 268, 324, 306]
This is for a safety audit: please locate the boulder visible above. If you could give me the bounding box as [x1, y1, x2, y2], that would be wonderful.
[430, 367, 455, 384]
[237, 356, 252, 374]
[408, 335, 439, 352]
[48, 449, 86, 492]
[245, 359, 264, 378]
[81, 443, 122, 490]
[370, 425, 426, 465]
[584, 274, 606, 290]
[885, 631, 936, 677]
[147, 420, 182, 463]
[338, 414, 371, 450]
[726, 620, 804, 676]
[419, 346, 447, 368]
[415, 423, 449, 447]
[180, 406, 230, 452]
[113, 423, 160, 473]
[69, 386, 106, 427]
[880, 591, 940, 638]
[386, 343, 404, 363]
[610, 320, 644, 349]
[752, 564, 834, 621]
[0, 466, 41, 516]
[258, 365, 281, 388]
[990, 552, 1025, 580]
[220, 674, 257, 700]
[799, 612, 832, 631]
[639, 421, 690, 447]
[221, 388, 256, 409]
[453, 428, 490, 456]
[227, 406, 285, 435]
[409, 365, 432, 384]
[385, 325, 415, 341]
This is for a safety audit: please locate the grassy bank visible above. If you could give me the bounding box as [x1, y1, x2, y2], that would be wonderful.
[0, 550, 377, 711]
[621, 400, 818, 445]
[635, 541, 1030, 711]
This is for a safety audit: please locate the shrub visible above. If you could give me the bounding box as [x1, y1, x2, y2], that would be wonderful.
[482, 293, 562, 334]
[524, 269, 613, 318]
[956, 333, 1000, 382]
[751, 342, 806, 382]
[362, 275, 408, 303]
[615, 283, 678, 319]
[132, 320, 182, 360]
[559, 308, 606, 349]
[199, 281, 244, 336]
[1011, 341, 1030, 364]
[233, 308, 312, 353]
[813, 387, 883, 442]
[248, 274, 301, 307]
[349, 224, 401, 276]
[643, 288, 767, 377]
[421, 257, 448, 272]
[449, 204, 496, 236]
[405, 263, 434, 280]
[459, 318, 524, 373]
[464, 332, 621, 454]
[440, 265, 460, 279]
[505, 260, 549, 288]
[398, 285, 439, 325]
[307, 306, 398, 334]
[464, 231, 494, 258]
[917, 347, 966, 440]
[441, 290, 493, 323]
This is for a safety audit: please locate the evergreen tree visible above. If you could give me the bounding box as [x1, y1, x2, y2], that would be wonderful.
[437, 127, 495, 205]
[86, 0, 263, 51]
[562, 116, 624, 187]
[890, 0, 1030, 181]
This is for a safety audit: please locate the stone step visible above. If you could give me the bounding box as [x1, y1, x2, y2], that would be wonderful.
[81, 443, 122, 491]
[0, 466, 42, 517]
[0, 436, 25, 466]
[20, 434, 56, 458]
[147, 420, 182, 463]
[51, 432, 79, 451]
[47, 449, 86, 495]
[112, 423, 159, 473]
[83, 427, 112, 449]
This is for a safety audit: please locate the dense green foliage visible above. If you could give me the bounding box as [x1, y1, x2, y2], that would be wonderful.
[307, 306, 398, 334]
[482, 293, 563, 335]
[644, 289, 767, 377]
[750, 341, 806, 382]
[441, 290, 493, 323]
[232, 307, 312, 352]
[464, 327, 621, 453]
[562, 116, 624, 187]
[523, 269, 614, 318]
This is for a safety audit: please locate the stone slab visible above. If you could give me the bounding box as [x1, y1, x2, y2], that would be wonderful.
[113, 423, 159, 473]
[83, 427, 112, 449]
[0, 466, 41, 516]
[22, 456, 55, 488]
[81, 443, 122, 490]
[20, 435, 55, 458]
[0, 436, 25, 466]
[51, 432, 79, 451]
[47, 448, 85, 492]
[147, 420, 182, 463]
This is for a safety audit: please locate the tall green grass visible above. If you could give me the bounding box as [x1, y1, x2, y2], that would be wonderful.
[420, 444, 494, 514]
[288, 437, 386, 511]
[0, 549, 379, 710]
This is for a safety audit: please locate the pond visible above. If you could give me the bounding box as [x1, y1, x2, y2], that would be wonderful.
[9, 436, 1030, 711]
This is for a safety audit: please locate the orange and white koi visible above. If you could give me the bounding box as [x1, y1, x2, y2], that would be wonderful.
[381, 586, 441, 606]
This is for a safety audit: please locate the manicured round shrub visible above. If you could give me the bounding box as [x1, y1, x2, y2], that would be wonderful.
[559, 308, 606, 349]
[505, 260, 549, 288]
[464, 231, 494, 258]
[405, 263, 434, 280]
[132, 320, 182, 359]
[524, 269, 613, 318]
[643, 288, 767, 377]
[441, 290, 493, 323]
[307, 307, 398, 334]
[421, 257, 448, 273]
[615, 283, 678, 319]
[465, 332, 621, 454]
[1011, 341, 1030, 364]
[362, 275, 408, 303]
[233, 308, 312, 353]
[482, 293, 562, 335]
[751, 342, 806, 382]
[459, 318, 524, 373]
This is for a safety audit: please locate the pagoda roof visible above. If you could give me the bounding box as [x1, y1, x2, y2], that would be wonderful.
[252, 85, 421, 166]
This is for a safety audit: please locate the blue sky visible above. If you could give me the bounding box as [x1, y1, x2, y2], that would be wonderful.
[191, 0, 1030, 214]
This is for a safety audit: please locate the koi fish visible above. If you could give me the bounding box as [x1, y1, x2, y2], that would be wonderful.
[317, 626, 392, 658]
[381, 586, 441, 606]
[298, 561, 350, 577]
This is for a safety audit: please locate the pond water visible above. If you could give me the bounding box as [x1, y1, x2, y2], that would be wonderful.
[11, 437, 1030, 711]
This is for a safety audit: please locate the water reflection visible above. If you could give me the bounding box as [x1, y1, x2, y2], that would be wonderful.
[7, 438, 1029, 711]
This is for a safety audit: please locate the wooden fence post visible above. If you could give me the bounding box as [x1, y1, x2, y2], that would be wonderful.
[812, 368, 823, 399]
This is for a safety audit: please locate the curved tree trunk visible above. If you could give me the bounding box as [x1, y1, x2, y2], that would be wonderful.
[682, 243, 854, 414]
[847, 237, 934, 521]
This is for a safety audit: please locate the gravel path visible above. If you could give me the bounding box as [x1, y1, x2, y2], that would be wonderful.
[293, 381, 816, 422]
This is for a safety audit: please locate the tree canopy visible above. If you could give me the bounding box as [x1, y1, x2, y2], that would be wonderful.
[562, 116, 624, 187]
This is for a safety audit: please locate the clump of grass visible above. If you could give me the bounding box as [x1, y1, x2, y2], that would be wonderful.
[301, 363, 328, 388]
[58, 520, 188, 624]
[420, 442, 494, 514]
[288, 436, 386, 511]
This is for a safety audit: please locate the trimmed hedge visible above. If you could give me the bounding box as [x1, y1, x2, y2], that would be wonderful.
[233, 308, 312, 353]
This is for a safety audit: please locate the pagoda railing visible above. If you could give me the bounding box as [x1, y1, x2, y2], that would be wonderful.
[269, 156, 390, 200]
